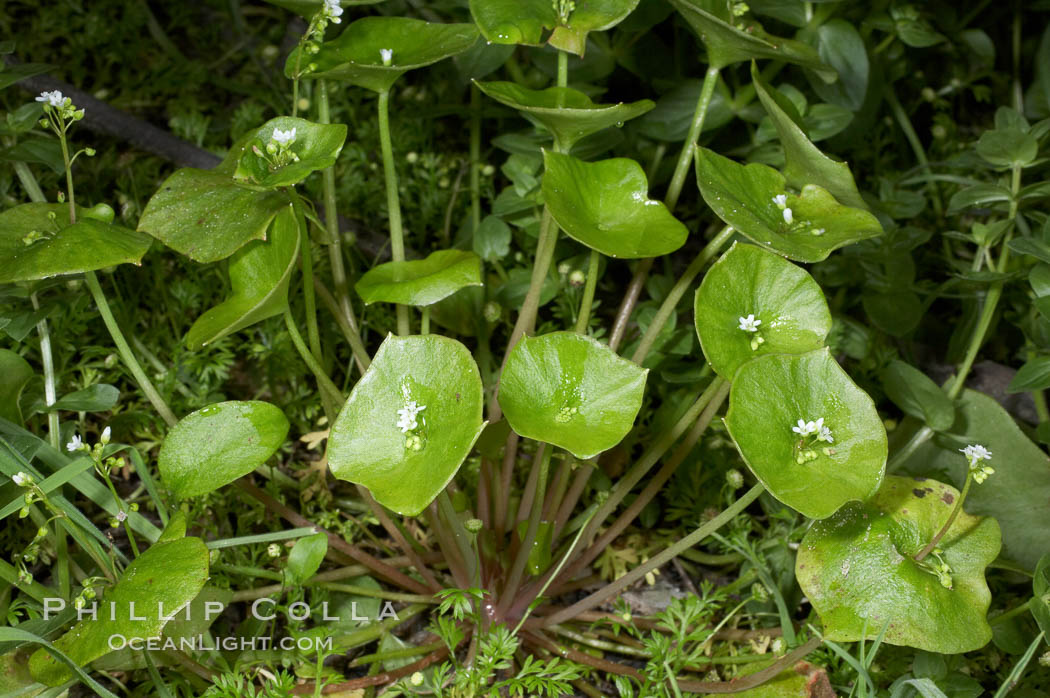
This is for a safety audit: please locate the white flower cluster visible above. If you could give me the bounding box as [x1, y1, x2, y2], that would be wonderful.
[271, 127, 296, 147]
[960, 444, 994, 483]
[35, 90, 83, 122]
[792, 417, 834, 444]
[380, 48, 394, 65]
[321, 0, 343, 23]
[772, 194, 793, 224]
[737, 314, 761, 332]
[397, 400, 426, 433]
[36, 90, 65, 107]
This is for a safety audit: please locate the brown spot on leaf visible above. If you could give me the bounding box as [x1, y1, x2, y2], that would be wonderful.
[913, 488, 927, 498]
[942, 492, 955, 505]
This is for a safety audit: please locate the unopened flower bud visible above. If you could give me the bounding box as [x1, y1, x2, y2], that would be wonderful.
[726, 469, 744, 490]
[464, 518, 483, 534]
[483, 301, 501, 323]
[569, 269, 586, 286]
[268, 543, 281, 558]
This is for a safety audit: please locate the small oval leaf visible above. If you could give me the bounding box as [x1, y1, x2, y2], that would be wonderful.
[499, 332, 648, 459]
[159, 401, 290, 499]
[0, 349, 33, 425]
[475, 80, 654, 151]
[694, 242, 831, 379]
[29, 537, 210, 686]
[355, 249, 483, 306]
[469, 0, 558, 46]
[797, 476, 1000, 654]
[542, 151, 687, 258]
[285, 532, 328, 585]
[0, 203, 152, 283]
[881, 360, 955, 431]
[725, 348, 886, 519]
[185, 207, 301, 349]
[289, 17, 479, 92]
[327, 334, 485, 516]
[138, 170, 290, 263]
[695, 148, 881, 263]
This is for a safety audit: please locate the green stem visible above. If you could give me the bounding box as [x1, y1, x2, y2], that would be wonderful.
[914, 471, 972, 561]
[292, 195, 322, 362]
[320, 583, 434, 604]
[29, 293, 60, 450]
[282, 308, 342, 420]
[314, 280, 371, 373]
[557, 51, 569, 95]
[57, 131, 76, 224]
[542, 483, 765, 627]
[575, 249, 600, 334]
[13, 161, 46, 203]
[470, 84, 482, 233]
[420, 306, 430, 335]
[84, 272, 178, 427]
[989, 598, 1033, 626]
[101, 472, 140, 557]
[437, 490, 477, 585]
[631, 225, 734, 363]
[498, 443, 552, 618]
[316, 81, 366, 366]
[665, 66, 720, 211]
[992, 631, 1044, 698]
[885, 86, 942, 218]
[377, 88, 410, 336]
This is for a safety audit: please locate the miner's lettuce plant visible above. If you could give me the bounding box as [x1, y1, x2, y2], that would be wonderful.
[2, 0, 1050, 695]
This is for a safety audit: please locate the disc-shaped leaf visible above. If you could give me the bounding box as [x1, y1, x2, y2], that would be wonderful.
[475, 80, 654, 151]
[694, 242, 831, 379]
[469, 0, 557, 45]
[796, 476, 1000, 654]
[667, 0, 834, 79]
[725, 348, 886, 519]
[184, 207, 301, 349]
[229, 117, 347, 189]
[542, 151, 687, 258]
[138, 169, 290, 263]
[548, 0, 641, 56]
[499, 332, 648, 459]
[695, 148, 881, 263]
[355, 249, 483, 306]
[894, 389, 1050, 571]
[28, 537, 209, 685]
[0, 203, 152, 283]
[159, 401, 290, 499]
[752, 63, 868, 211]
[0, 349, 33, 425]
[327, 334, 485, 516]
[288, 16, 479, 92]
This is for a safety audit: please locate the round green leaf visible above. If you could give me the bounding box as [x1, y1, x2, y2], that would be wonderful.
[725, 348, 886, 519]
[542, 151, 687, 258]
[185, 206, 301, 349]
[0, 348, 33, 425]
[159, 401, 290, 499]
[469, 0, 558, 45]
[498, 332, 648, 459]
[285, 532, 328, 585]
[29, 537, 210, 686]
[797, 476, 1001, 654]
[695, 148, 881, 263]
[475, 80, 654, 151]
[667, 0, 834, 79]
[548, 0, 641, 56]
[288, 16, 479, 92]
[138, 169, 291, 263]
[355, 249, 483, 306]
[694, 242, 831, 379]
[0, 203, 152, 283]
[229, 117, 347, 189]
[327, 334, 485, 516]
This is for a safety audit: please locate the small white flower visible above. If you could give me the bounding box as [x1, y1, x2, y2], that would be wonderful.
[116, 510, 128, 523]
[792, 419, 817, 437]
[12, 472, 29, 487]
[817, 424, 834, 443]
[380, 48, 394, 65]
[271, 127, 296, 146]
[323, 0, 343, 22]
[36, 90, 65, 107]
[782, 207, 794, 224]
[396, 400, 426, 433]
[737, 314, 761, 332]
[66, 434, 83, 452]
[100, 426, 111, 445]
[772, 194, 787, 209]
[960, 444, 991, 463]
